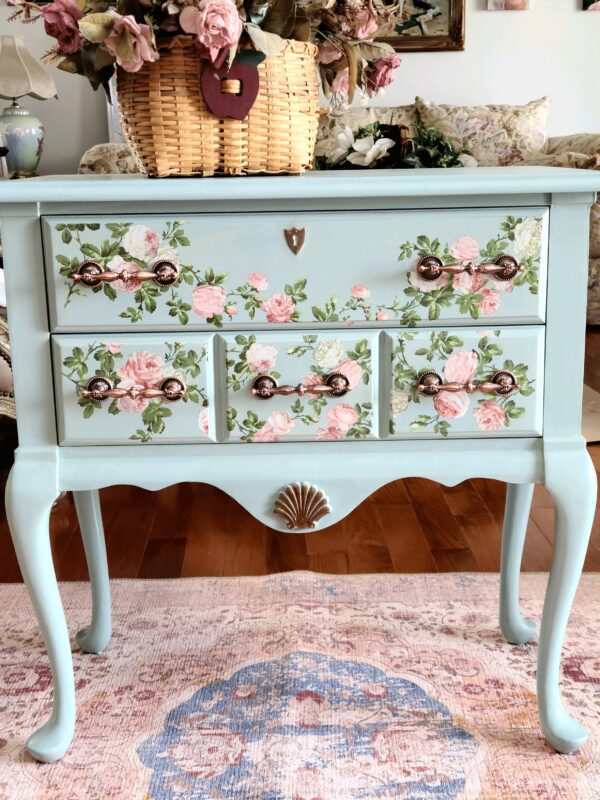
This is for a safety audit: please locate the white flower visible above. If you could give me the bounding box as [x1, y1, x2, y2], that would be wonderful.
[390, 389, 409, 415]
[513, 217, 542, 262]
[313, 339, 344, 370]
[346, 135, 395, 167]
[457, 153, 478, 168]
[155, 245, 180, 266]
[328, 126, 356, 164]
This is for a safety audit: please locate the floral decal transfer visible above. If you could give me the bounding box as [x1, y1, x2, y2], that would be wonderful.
[55, 215, 543, 327]
[62, 341, 208, 442]
[390, 330, 535, 437]
[225, 334, 372, 442]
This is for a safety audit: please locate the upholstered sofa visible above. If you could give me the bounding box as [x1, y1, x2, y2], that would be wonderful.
[79, 98, 600, 322]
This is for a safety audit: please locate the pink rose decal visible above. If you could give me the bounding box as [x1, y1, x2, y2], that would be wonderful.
[121, 224, 159, 260]
[192, 284, 227, 320]
[326, 403, 358, 434]
[334, 358, 363, 389]
[473, 400, 506, 431]
[117, 350, 165, 388]
[107, 343, 123, 354]
[252, 425, 278, 443]
[351, 284, 370, 300]
[408, 270, 449, 293]
[198, 408, 210, 434]
[443, 350, 478, 384]
[434, 390, 469, 419]
[115, 377, 148, 414]
[261, 293, 296, 323]
[42, 0, 83, 54]
[267, 410, 295, 436]
[301, 373, 324, 388]
[316, 426, 344, 440]
[247, 272, 268, 292]
[453, 270, 484, 295]
[180, 0, 243, 65]
[476, 288, 501, 316]
[225, 305, 238, 315]
[106, 255, 143, 293]
[367, 54, 401, 90]
[104, 11, 159, 73]
[450, 236, 480, 263]
[376, 309, 389, 321]
[246, 342, 277, 372]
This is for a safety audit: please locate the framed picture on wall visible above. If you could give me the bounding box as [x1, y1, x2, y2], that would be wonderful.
[378, 0, 465, 52]
[487, 0, 529, 8]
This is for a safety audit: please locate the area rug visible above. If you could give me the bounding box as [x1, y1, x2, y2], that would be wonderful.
[1, 572, 600, 799]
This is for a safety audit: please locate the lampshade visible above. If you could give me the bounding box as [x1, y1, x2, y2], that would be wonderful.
[0, 36, 57, 101]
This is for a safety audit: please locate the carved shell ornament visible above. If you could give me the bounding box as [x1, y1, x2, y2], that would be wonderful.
[273, 482, 331, 530]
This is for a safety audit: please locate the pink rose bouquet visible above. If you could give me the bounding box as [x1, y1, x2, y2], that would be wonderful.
[10, 0, 401, 101]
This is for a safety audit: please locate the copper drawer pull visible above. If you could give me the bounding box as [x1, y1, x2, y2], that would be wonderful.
[82, 376, 186, 402]
[418, 370, 519, 396]
[252, 372, 350, 400]
[68, 259, 180, 287]
[416, 254, 523, 282]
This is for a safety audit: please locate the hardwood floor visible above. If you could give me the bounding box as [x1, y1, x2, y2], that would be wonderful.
[1, 330, 599, 582]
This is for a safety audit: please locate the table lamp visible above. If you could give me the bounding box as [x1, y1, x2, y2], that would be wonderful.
[0, 36, 57, 178]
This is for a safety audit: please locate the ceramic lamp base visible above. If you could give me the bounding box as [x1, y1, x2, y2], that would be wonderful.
[0, 100, 44, 178]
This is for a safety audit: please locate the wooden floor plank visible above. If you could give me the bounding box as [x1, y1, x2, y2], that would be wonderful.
[403, 478, 469, 552]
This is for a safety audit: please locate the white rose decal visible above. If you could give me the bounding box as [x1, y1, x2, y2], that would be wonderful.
[513, 217, 541, 262]
[313, 340, 344, 370]
[121, 224, 160, 261]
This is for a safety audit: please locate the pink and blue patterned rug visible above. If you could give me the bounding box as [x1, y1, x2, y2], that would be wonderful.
[1, 572, 600, 799]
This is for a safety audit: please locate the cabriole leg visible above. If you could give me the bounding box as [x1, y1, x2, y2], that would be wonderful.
[500, 483, 536, 645]
[5, 460, 75, 762]
[538, 447, 597, 753]
[73, 490, 111, 654]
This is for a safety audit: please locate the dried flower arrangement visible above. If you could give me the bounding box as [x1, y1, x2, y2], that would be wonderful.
[9, 0, 402, 102]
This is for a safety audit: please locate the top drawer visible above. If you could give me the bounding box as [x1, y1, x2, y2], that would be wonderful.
[43, 207, 548, 332]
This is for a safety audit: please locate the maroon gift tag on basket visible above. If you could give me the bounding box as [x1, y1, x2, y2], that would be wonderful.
[200, 61, 260, 121]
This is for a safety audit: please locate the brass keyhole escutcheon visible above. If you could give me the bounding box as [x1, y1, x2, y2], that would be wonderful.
[284, 227, 306, 255]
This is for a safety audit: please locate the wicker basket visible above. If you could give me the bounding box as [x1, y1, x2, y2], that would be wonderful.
[117, 37, 319, 177]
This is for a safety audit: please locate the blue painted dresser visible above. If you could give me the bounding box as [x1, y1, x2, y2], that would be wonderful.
[0, 167, 598, 761]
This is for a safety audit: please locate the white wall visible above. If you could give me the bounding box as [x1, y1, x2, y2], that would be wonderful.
[1, 0, 598, 175]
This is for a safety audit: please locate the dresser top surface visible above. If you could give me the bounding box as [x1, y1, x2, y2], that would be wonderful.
[0, 167, 598, 206]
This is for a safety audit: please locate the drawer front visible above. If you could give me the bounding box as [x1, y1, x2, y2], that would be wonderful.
[53, 334, 212, 445]
[389, 327, 544, 438]
[221, 331, 378, 442]
[43, 208, 548, 331]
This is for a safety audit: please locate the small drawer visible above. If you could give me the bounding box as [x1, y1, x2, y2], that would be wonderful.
[43, 207, 548, 332]
[53, 334, 213, 445]
[388, 326, 544, 439]
[220, 331, 379, 442]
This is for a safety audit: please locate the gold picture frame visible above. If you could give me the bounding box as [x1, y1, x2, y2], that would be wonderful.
[379, 0, 465, 52]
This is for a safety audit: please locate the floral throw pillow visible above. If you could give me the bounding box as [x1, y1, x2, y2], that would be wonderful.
[415, 97, 550, 166]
